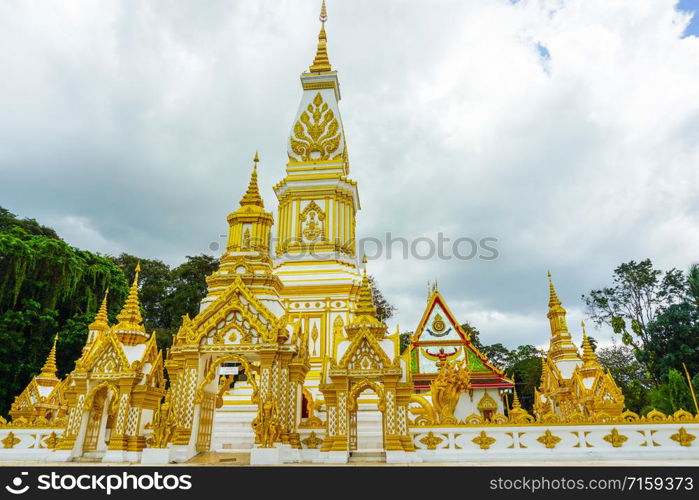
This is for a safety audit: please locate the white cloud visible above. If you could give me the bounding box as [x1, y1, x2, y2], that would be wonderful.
[1, 0, 697, 349]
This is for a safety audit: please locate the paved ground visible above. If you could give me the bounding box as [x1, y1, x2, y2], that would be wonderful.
[1, 454, 698, 467]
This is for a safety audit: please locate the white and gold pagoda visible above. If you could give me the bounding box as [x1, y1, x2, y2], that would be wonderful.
[5, 1, 694, 466]
[534, 272, 625, 419]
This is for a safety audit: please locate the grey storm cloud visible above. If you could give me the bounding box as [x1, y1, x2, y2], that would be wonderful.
[1, 0, 698, 350]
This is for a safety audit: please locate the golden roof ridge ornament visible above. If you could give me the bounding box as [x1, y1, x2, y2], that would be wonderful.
[114, 262, 146, 335]
[38, 335, 59, 379]
[547, 270, 561, 309]
[89, 288, 110, 331]
[239, 152, 264, 207]
[355, 256, 376, 317]
[309, 0, 332, 73]
[580, 321, 597, 366]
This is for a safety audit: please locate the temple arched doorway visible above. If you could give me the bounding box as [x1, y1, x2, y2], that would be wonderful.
[81, 383, 118, 454]
[192, 353, 260, 453]
[348, 380, 385, 452]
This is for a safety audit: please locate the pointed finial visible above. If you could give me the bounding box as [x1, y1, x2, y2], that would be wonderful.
[89, 288, 110, 331]
[38, 335, 59, 379]
[115, 262, 146, 337]
[355, 269, 377, 317]
[239, 155, 264, 207]
[309, 1, 332, 72]
[581, 326, 597, 365]
[547, 270, 561, 308]
[362, 254, 368, 275]
[511, 375, 522, 409]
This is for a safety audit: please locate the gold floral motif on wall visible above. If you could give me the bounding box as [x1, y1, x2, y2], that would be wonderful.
[289, 92, 342, 161]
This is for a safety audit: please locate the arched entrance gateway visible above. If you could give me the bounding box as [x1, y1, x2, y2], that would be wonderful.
[163, 278, 312, 464]
[160, 269, 417, 465]
[317, 271, 417, 463]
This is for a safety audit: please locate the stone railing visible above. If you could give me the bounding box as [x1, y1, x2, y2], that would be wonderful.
[408, 409, 699, 462]
[0, 417, 67, 461]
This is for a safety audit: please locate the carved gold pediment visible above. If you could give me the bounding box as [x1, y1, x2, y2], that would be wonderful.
[289, 92, 343, 161]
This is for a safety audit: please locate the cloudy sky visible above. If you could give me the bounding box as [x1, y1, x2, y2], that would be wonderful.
[1, 0, 698, 351]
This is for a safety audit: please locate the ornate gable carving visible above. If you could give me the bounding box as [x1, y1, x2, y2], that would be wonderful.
[289, 92, 342, 161]
[86, 334, 130, 376]
[191, 276, 280, 346]
[338, 328, 393, 371]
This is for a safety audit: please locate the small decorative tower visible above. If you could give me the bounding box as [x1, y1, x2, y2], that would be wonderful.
[201, 153, 282, 313]
[9, 335, 67, 422]
[83, 289, 110, 357]
[546, 271, 580, 366]
[112, 263, 148, 345]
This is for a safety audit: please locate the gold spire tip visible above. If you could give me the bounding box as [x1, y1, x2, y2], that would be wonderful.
[320, 0, 328, 22]
[254, 151, 259, 164]
[309, 0, 332, 72]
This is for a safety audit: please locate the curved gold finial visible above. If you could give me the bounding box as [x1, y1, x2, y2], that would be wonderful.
[309, 1, 332, 72]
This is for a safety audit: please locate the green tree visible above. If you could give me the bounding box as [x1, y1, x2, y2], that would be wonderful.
[505, 353, 543, 412]
[367, 275, 396, 322]
[111, 253, 172, 332]
[160, 255, 219, 348]
[460, 322, 483, 350]
[583, 259, 686, 383]
[480, 343, 510, 370]
[640, 302, 699, 378]
[646, 369, 699, 415]
[596, 343, 651, 413]
[688, 263, 699, 308]
[0, 206, 128, 416]
[399, 332, 413, 354]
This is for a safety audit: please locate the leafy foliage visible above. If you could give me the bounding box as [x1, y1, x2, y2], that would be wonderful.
[646, 369, 699, 415]
[367, 275, 396, 322]
[582, 259, 686, 382]
[0, 207, 129, 416]
[596, 343, 651, 413]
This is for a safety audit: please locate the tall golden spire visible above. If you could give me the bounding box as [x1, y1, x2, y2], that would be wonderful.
[38, 335, 58, 379]
[545, 271, 579, 362]
[88, 288, 110, 331]
[239, 152, 264, 207]
[309, 1, 332, 72]
[547, 270, 561, 309]
[355, 255, 376, 317]
[115, 262, 146, 336]
[512, 379, 522, 410]
[580, 321, 597, 366]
